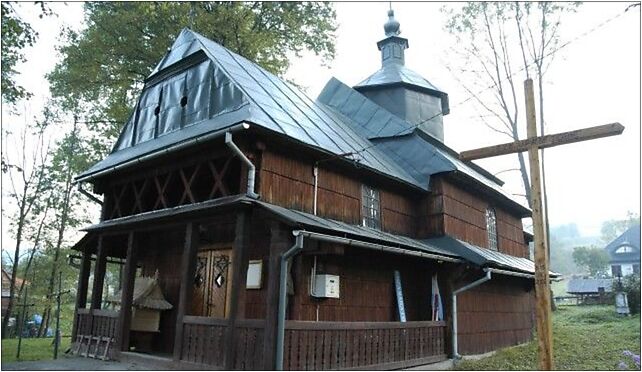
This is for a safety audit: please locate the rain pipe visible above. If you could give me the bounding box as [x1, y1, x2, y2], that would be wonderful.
[452, 269, 492, 359]
[276, 231, 305, 370]
[225, 130, 259, 199]
[73, 122, 251, 183]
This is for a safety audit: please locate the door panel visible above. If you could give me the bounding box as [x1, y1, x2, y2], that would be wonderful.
[191, 249, 233, 317]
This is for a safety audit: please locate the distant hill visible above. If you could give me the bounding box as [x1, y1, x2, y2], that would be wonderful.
[549, 223, 601, 275]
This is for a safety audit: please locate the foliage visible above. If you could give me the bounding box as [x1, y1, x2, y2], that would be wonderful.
[1, 2, 37, 105]
[455, 305, 641, 370]
[622, 274, 640, 315]
[1, 337, 71, 363]
[601, 212, 640, 243]
[47, 2, 337, 155]
[572, 246, 611, 277]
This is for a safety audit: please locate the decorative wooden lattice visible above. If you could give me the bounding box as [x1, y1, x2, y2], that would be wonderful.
[105, 155, 241, 220]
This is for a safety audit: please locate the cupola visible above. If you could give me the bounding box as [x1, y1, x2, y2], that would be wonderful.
[354, 9, 450, 142]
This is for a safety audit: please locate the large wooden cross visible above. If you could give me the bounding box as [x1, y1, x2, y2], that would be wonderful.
[459, 79, 624, 370]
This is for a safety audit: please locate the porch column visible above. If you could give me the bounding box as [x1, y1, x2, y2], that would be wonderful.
[115, 232, 137, 353]
[173, 222, 200, 362]
[262, 221, 291, 369]
[224, 209, 252, 370]
[71, 247, 92, 339]
[90, 235, 107, 309]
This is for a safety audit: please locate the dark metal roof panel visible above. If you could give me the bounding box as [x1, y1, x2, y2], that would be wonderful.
[77, 29, 422, 190]
[567, 278, 613, 294]
[604, 224, 641, 253]
[423, 235, 559, 277]
[355, 64, 444, 95]
[255, 201, 458, 258]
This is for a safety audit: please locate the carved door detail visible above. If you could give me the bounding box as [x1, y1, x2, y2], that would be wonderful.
[192, 249, 233, 318]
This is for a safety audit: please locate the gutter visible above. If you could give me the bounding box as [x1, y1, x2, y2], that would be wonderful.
[452, 269, 492, 359]
[73, 122, 251, 184]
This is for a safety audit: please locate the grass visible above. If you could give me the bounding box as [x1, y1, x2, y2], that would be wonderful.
[455, 305, 641, 370]
[1, 336, 71, 363]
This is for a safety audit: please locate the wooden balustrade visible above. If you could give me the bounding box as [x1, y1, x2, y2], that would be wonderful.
[282, 321, 447, 370]
[73, 309, 119, 340]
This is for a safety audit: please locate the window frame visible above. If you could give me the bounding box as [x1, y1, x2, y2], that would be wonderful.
[485, 207, 499, 251]
[361, 184, 381, 230]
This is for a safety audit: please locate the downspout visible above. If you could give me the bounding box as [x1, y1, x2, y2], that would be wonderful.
[452, 269, 492, 359]
[275, 231, 305, 370]
[225, 131, 259, 199]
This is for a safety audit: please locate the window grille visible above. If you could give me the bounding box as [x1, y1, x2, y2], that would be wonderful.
[486, 208, 498, 251]
[361, 185, 381, 229]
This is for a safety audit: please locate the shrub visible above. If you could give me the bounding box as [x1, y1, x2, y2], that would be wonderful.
[622, 274, 641, 314]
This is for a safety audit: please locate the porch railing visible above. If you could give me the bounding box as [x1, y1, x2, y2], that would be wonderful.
[179, 316, 265, 369]
[73, 308, 120, 340]
[282, 321, 447, 370]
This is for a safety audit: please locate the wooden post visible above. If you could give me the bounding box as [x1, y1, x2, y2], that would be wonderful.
[71, 248, 92, 339]
[525, 78, 554, 370]
[115, 232, 137, 353]
[263, 221, 291, 369]
[173, 222, 200, 362]
[90, 236, 107, 310]
[224, 209, 251, 370]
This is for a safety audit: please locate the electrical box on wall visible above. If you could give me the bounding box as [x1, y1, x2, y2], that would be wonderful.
[313, 274, 340, 298]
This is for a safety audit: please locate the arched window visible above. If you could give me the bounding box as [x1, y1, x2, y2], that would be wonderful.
[615, 245, 635, 254]
[486, 208, 498, 251]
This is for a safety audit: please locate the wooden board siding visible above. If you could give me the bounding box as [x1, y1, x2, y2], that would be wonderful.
[422, 176, 529, 258]
[289, 249, 445, 323]
[456, 277, 535, 355]
[259, 149, 418, 236]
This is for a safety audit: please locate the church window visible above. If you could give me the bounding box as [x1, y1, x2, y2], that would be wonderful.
[486, 208, 498, 250]
[361, 185, 381, 229]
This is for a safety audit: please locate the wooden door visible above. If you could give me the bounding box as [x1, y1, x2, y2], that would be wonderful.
[191, 248, 233, 318]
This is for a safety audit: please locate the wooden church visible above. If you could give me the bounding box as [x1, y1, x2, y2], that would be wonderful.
[70, 10, 556, 370]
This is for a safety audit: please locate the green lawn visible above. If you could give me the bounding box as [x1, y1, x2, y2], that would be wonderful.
[1, 337, 71, 363]
[455, 305, 641, 370]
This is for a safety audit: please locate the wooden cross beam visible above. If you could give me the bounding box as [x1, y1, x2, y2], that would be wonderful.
[458, 79, 624, 370]
[459, 122, 624, 161]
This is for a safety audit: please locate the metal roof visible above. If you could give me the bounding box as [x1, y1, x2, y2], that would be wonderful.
[255, 200, 458, 259]
[355, 64, 445, 97]
[567, 278, 613, 294]
[423, 235, 559, 277]
[76, 29, 421, 190]
[317, 78, 530, 214]
[604, 224, 641, 264]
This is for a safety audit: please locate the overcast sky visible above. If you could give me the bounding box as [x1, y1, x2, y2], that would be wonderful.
[2, 2, 640, 255]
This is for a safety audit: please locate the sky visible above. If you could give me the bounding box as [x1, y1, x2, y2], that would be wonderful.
[1, 1, 640, 255]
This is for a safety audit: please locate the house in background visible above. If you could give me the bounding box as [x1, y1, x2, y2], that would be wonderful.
[69, 11, 558, 370]
[605, 224, 640, 277]
[1, 268, 28, 319]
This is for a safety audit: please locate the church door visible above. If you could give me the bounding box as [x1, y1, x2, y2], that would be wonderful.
[192, 248, 233, 318]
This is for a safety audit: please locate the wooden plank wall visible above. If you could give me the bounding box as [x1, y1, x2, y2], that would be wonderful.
[420, 176, 529, 258]
[456, 276, 535, 355]
[259, 150, 418, 236]
[289, 248, 443, 322]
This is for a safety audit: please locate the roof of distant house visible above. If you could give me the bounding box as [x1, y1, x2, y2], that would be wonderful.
[567, 278, 613, 294]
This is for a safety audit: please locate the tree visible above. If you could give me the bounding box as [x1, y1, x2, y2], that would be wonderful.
[0, 119, 51, 338]
[601, 211, 640, 243]
[1, 2, 37, 105]
[442, 2, 580, 209]
[47, 2, 337, 155]
[572, 246, 610, 277]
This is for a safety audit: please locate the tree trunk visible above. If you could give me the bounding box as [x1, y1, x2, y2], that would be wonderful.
[1, 192, 27, 338]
